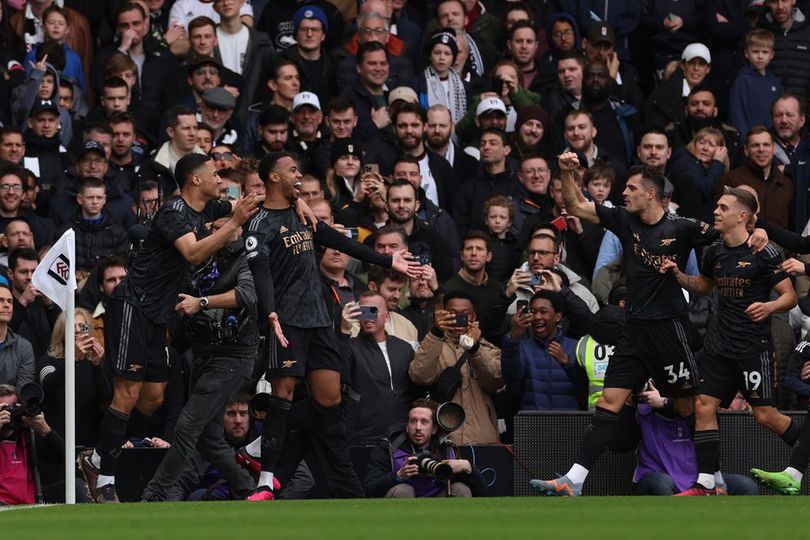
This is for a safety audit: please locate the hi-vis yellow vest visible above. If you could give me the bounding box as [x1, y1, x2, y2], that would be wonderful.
[575, 335, 614, 409]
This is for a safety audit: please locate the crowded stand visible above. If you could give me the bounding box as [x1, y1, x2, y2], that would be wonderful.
[3, 0, 810, 504]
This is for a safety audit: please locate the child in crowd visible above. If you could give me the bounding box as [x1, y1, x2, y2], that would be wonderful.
[729, 29, 782, 139]
[583, 161, 614, 208]
[24, 5, 88, 98]
[484, 195, 521, 283]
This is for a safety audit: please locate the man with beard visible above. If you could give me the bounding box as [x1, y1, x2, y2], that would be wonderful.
[513, 105, 550, 161]
[399, 265, 437, 341]
[759, 0, 810, 100]
[425, 105, 478, 185]
[581, 22, 644, 111]
[717, 127, 794, 230]
[549, 61, 638, 167]
[560, 110, 627, 203]
[666, 86, 743, 168]
[385, 179, 453, 283]
[771, 94, 810, 231]
[392, 156, 460, 270]
[393, 103, 457, 211]
[286, 92, 325, 174]
[248, 105, 289, 160]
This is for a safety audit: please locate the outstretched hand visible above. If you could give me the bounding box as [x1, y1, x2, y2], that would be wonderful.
[269, 312, 288, 348]
[391, 249, 421, 278]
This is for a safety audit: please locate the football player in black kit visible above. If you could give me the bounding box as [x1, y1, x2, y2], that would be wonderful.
[243, 151, 419, 501]
[662, 187, 798, 495]
[530, 153, 769, 496]
[745, 211, 810, 494]
[78, 154, 262, 503]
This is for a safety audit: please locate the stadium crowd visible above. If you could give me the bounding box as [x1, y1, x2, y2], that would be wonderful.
[2, 0, 810, 503]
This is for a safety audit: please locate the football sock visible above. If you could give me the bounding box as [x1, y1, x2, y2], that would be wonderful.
[96, 407, 130, 478]
[259, 397, 292, 473]
[693, 429, 719, 487]
[576, 406, 619, 470]
[780, 418, 800, 446]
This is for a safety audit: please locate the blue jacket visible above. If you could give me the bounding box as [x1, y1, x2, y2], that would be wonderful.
[24, 43, 88, 94]
[728, 65, 782, 139]
[501, 332, 583, 411]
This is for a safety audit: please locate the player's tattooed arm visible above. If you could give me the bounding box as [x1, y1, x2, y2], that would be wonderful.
[558, 152, 600, 224]
[659, 258, 714, 295]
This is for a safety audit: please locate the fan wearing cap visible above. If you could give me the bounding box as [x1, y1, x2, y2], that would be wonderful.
[271, 5, 337, 105]
[21, 98, 72, 200]
[759, 0, 810, 100]
[287, 91, 325, 174]
[459, 96, 507, 159]
[412, 28, 471, 124]
[199, 86, 239, 147]
[644, 42, 712, 129]
[581, 21, 645, 111]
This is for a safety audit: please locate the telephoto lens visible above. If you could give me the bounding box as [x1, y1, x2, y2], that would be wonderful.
[417, 454, 454, 482]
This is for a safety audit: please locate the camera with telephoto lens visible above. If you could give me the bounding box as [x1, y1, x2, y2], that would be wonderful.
[5, 383, 44, 430]
[415, 453, 454, 482]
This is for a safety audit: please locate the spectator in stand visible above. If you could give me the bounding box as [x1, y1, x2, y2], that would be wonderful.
[287, 91, 325, 174]
[440, 231, 510, 344]
[199, 87, 238, 148]
[535, 13, 581, 91]
[425, 105, 479, 186]
[483, 195, 521, 284]
[409, 291, 504, 445]
[669, 127, 730, 222]
[273, 5, 336, 106]
[0, 220, 34, 272]
[512, 154, 555, 239]
[23, 5, 87, 98]
[151, 105, 205, 181]
[512, 105, 550, 161]
[311, 96, 358, 180]
[644, 43, 712, 129]
[319, 246, 367, 328]
[412, 27, 470, 124]
[759, 0, 810, 101]
[0, 128, 25, 165]
[339, 291, 417, 445]
[361, 265, 419, 350]
[506, 21, 542, 95]
[454, 128, 518, 236]
[0, 163, 54, 249]
[21, 98, 71, 202]
[666, 86, 743, 168]
[642, 3, 704, 72]
[212, 0, 273, 127]
[580, 21, 644, 111]
[58, 176, 129, 276]
[336, 5, 414, 90]
[502, 290, 586, 411]
[771, 94, 810, 232]
[543, 52, 584, 125]
[716, 126, 793, 230]
[729, 29, 782, 139]
[0, 283, 35, 389]
[399, 267, 437, 342]
[90, 2, 178, 142]
[341, 41, 393, 143]
[37, 308, 109, 447]
[8, 248, 56, 360]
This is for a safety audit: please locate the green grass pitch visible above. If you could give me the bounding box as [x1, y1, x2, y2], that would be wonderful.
[3, 497, 810, 540]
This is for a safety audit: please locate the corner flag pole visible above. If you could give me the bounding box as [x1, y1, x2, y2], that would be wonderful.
[31, 229, 77, 504]
[65, 287, 75, 504]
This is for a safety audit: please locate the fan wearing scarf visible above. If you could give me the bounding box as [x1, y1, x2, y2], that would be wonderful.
[412, 28, 471, 125]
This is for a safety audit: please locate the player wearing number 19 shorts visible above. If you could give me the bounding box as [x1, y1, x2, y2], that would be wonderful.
[664, 187, 799, 496]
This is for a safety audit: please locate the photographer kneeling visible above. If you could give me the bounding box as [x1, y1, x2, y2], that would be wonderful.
[363, 398, 486, 498]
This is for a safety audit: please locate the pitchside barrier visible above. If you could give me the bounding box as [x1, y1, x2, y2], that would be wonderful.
[513, 411, 809, 496]
[111, 411, 806, 500]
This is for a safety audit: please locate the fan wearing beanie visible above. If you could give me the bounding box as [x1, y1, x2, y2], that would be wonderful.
[412, 28, 471, 123]
[514, 104, 550, 158]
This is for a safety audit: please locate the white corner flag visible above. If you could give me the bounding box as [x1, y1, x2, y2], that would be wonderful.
[32, 229, 77, 311]
[32, 229, 78, 504]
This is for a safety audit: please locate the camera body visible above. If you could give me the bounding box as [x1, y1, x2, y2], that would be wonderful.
[3, 383, 44, 430]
